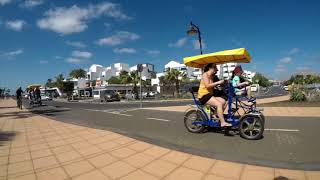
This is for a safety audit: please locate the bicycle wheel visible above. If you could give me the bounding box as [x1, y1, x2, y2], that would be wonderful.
[184, 109, 206, 133]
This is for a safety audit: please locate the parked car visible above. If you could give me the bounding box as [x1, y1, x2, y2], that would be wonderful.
[104, 90, 120, 102]
[283, 86, 289, 91]
[41, 94, 52, 101]
[125, 93, 135, 100]
[142, 92, 156, 98]
[117, 91, 126, 99]
[250, 84, 259, 92]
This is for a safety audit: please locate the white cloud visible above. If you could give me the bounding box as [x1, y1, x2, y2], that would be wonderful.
[39, 60, 48, 64]
[279, 57, 292, 64]
[1, 49, 24, 60]
[66, 57, 88, 64]
[275, 67, 286, 73]
[0, 0, 11, 6]
[22, 0, 44, 8]
[66, 41, 86, 48]
[146, 50, 160, 55]
[276, 64, 285, 68]
[168, 38, 187, 48]
[2, 49, 24, 56]
[97, 31, 140, 46]
[71, 50, 92, 59]
[296, 66, 310, 72]
[6, 20, 26, 31]
[288, 48, 299, 55]
[231, 38, 243, 47]
[113, 48, 136, 54]
[37, 2, 129, 35]
[193, 40, 207, 50]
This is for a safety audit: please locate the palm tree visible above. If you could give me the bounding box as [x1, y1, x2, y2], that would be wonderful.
[55, 74, 65, 89]
[165, 68, 186, 97]
[45, 79, 55, 88]
[119, 71, 130, 84]
[150, 71, 157, 79]
[107, 76, 121, 84]
[127, 71, 140, 99]
[69, 69, 86, 79]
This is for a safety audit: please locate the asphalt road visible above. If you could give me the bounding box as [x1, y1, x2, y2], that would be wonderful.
[23, 96, 320, 170]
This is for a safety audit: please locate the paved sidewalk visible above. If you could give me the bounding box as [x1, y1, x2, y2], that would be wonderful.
[143, 96, 320, 117]
[0, 99, 319, 180]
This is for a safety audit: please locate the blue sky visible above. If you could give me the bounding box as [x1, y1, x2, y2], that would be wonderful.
[1, 0, 320, 91]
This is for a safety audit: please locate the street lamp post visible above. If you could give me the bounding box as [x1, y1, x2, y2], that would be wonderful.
[187, 21, 203, 54]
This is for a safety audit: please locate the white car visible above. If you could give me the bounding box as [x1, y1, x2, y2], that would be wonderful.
[41, 94, 52, 101]
[283, 86, 289, 91]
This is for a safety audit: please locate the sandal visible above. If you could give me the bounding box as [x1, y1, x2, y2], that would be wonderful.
[221, 122, 232, 127]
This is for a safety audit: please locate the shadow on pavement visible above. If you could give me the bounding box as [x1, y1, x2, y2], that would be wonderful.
[0, 109, 70, 119]
[30, 109, 70, 117]
[0, 106, 18, 109]
[0, 131, 17, 146]
[274, 176, 289, 180]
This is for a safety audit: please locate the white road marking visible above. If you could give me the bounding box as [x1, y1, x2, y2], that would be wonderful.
[147, 117, 171, 122]
[83, 109, 132, 116]
[125, 108, 140, 112]
[265, 128, 300, 132]
[108, 112, 132, 116]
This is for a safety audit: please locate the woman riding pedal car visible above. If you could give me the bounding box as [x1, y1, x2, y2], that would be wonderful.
[198, 63, 232, 127]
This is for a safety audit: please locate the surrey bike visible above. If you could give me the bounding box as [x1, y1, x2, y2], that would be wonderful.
[183, 48, 265, 140]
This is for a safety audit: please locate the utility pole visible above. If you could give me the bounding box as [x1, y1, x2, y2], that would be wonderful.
[137, 64, 143, 108]
[140, 72, 142, 108]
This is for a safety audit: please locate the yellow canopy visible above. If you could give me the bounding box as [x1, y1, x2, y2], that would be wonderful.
[27, 84, 42, 89]
[183, 48, 251, 68]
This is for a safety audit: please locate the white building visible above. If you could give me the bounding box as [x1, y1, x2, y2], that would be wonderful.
[87, 64, 104, 81]
[114, 63, 130, 76]
[130, 63, 154, 80]
[150, 60, 202, 93]
[86, 63, 130, 83]
[243, 70, 256, 82]
[151, 72, 165, 86]
[68, 78, 88, 89]
[151, 72, 165, 93]
[219, 63, 238, 79]
[164, 60, 202, 80]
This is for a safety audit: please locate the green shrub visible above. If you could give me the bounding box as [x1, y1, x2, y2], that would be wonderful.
[290, 88, 306, 101]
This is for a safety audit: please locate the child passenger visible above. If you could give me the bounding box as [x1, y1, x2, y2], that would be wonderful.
[231, 66, 251, 97]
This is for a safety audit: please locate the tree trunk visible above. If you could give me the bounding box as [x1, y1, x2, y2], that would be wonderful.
[133, 84, 139, 100]
[175, 80, 180, 98]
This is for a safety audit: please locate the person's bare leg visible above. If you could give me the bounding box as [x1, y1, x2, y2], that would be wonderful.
[216, 97, 227, 113]
[206, 97, 231, 127]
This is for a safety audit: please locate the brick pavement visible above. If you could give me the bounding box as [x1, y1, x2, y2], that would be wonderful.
[0, 99, 319, 180]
